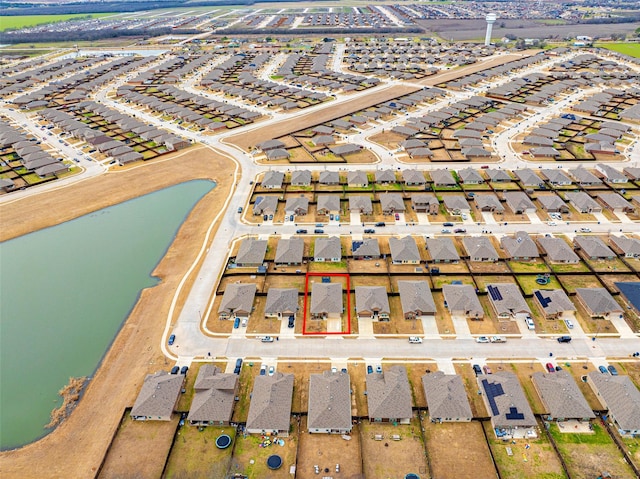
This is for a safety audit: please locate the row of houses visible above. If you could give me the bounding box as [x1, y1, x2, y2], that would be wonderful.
[131, 366, 640, 439]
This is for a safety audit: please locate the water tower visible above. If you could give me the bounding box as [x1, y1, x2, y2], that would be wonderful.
[485, 13, 497, 46]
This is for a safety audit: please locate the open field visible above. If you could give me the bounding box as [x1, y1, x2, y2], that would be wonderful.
[594, 42, 640, 58]
[0, 14, 114, 31]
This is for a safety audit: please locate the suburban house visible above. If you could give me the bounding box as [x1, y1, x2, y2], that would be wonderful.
[355, 286, 390, 321]
[537, 237, 580, 263]
[347, 170, 369, 187]
[479, 372, 537, 439]
[275, 237, 304, 265]
[375, 169, 396, 184]
[291, 170, 311, 186]
[422, 372, 473, 423]
[487, 169, 513, 182]
[540, 169, 572, 186]
[569, 167, 602, 186]
[463, 236, 499, 262]
[349, 195, 373, 215]
[532, 371, 595, 422]
[609, 235, 640, 258]
[308, 371, 352, 434]
[426, 237, 460, 263]
[442, 194, 470, 215]
[537, 194, 569, 213]
[515, 168, 544, 187]
[314, 236, 342, 262]
[310, 282, 343, 320]
[257, 139, 285, 151]
[475, 193, 505, 213]
[262, 171, 284, 189]
[380, 193, 406, 214]
[284, 196, 309, 216]
[458, 167, 484, 185]
[486, 283, 531, 320]
[266, 149, 290, 160]
[430, 169, 457, 187]
[411, 193, 439, 214]
[389, 236, 421, 264]
[574, 288, 623, 319]
[187, 365, 239, 426]
[130, 371, 184, 421]
[264, 288, 299, 320]
[253, 195, 279, 216]
[319, 171, 340, 185]
[366, 366, 413, 424]
[218, 283, 257, 320]
[533, 289, 576, 319]
[501, 231, 540, 260]
[596, 163, 627, 183]
[317, 195, 340, 215]
[587, 372, 640, 437]
[330, 144, 362, 156]
[504, 191, 536, 214]
[597, 193, 635, 214]
[235, 238, 267, 267]
[352, 238, 380, 260]
[573, 236, 615, 260]
[442, 284, 483, 319]
[565, 192, 602, 213]
[402, 169, 426, 186]
[398, 280, 436, 320]
[245, 373, 294, 436]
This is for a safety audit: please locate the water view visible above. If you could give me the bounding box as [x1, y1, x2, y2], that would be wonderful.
[0, 180, 215, 450]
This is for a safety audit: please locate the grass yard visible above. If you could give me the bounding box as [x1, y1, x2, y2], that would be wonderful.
[508, 260, 551, 273]
[164, 425, 236, 478]
[517, 274, 562, 295]
[454, 363, 488, 417]
[360, 416, 430, 479]
[549, 421, 636, 479]
[98, 414, 179, 479]
[594, 42, 640, 58]
[0, 13, 113, 31]
[422, 419, 497, 479]
[484, 420, 566, 479]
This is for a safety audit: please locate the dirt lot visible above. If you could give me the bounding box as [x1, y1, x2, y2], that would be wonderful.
[0, 146, 235, 478]
[98, 414, 179, 479]
[360, 416, 430, 479]
[422, 419, 496, 479]
[296, 417, 362, 478]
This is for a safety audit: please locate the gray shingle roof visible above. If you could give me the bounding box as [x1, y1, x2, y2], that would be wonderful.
[430, 169, 456, 186]
[264, 288, 299, 315]
[319, 171, 340, 184]
[479, 372, 537, 428]
[537, 237, 579, 263]
[532, 371, 594, 420]
[398, 281, 436, 316]
[504, 191, 536, 213]
[347, 170, 369, 186]
[310, 282, 343, 315]
[565, 192, 601, 212]
[487, 283, 530, 316]
[442, 194, 469, 212]
[246, 373, 294, 433]
[588, 372, 640, 431]
[131, 371, 183, 419]
[515, 168, 543, 186]
[348, 195, 373, 214]
[187, 365, 238, 423]
[355, 286, 390, 316]
[389, 236, 421, 263]
[315, 236, 342, 261]
[380, 193, 406, 212]
[366, 366, 413, 421]
[218, 283, 257, 316]
[308, 371, 352, 431]
[352, 238, 380, 258]
[442, 284, 483, 317]
[575, 288, 623, 316]
[610, 235, 640, 256]
[422, 372, 472, 420]
[275, 238, 304, 264]
[236, 238, 267, 265]
[253, 195, 278, 215]
[426, 237, 460, 262]
[463, 236, 499, 261]
[262, 170, 284, 188]
[317, 194, 340, 212]
[475, 193, 504, 212]
[402, 169, 426, 184]
[533, 289, 576, 315]
[574, 236, 615, 258]
[501, 231, 539, 258]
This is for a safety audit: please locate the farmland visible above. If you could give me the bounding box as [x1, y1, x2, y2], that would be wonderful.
[0, 14, 113, 32]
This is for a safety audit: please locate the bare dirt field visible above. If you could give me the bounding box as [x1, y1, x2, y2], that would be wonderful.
[0, 147, 236, 478]
[422, 419, 497, 479]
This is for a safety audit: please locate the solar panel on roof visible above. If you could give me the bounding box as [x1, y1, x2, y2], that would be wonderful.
[534, 291, 552, 308]
[482, 379, 504, 417]
[505, 407, 525, 421]
[488, 285, 503, 301]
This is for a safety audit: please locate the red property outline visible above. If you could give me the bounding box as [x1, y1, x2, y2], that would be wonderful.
[302, 272, 351, 335]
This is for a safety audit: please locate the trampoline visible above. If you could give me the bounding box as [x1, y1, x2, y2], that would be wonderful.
[267, 454, 283, 470]
[405, 474, 420, 479]
[215, 434, 232, 449]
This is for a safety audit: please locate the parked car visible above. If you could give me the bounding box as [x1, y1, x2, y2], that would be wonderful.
[607, 365, 618, 376]
[547, 221, 557, 226]
[233, 317, 240, 329]
[598, 365, 608, 374]
[395, 213, 400, 220]
[454, 228, 466, 233]
[483, 365, 492, 374]
[180, 366, 189, 375]
[314, 229, 324, 234]
[367, 365, 373, 374]
[237, 207, 243, 213]
[364, 228, 375, 234]
[443, 222, 454, 227]
[376, 365, 382, 373]
[375, 222, 386, 227]
[490, 336, 506, 343]
[564, 319, 574, 329]
[557, 336, 572, 343]
[170, 366, 180, 374]
[441, 229, 451, 234]
[476, 336, 490, 343]
[260, 365, 266, 375]
[555, 366, 563, 371]
[579, 227, 591, 233]
[261, 336, 274, 342]
[408, 336, 422, 344]
[168, 334, 175, 345]
[525, 317, 535, 330]
[472, 364, 482, 376]
[268, 366, 275, 376]
[296, 229, 307, 234]
[234, 358, 243, 374]
[546, 363, 556, 373]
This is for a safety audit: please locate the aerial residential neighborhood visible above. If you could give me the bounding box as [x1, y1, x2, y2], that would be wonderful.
[1, 1, 640, 478]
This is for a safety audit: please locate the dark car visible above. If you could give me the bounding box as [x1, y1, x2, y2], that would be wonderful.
[607, 365, 618, 376]
[234, 358, 243, 375]
[288, 315, 295, 328]
[598, 365, 608, 374]
[375, 222, 385, 227]
[443, 222, 454, 227]
[296, 229, 307, 234]
[546, 363, 555, 373]
[367, 365, 373, 374]
[168, 334, 175, 346]
[314, 228, 324, 234]
[557, 336, 572, 343]
[555, 366, 563, 371]
[180, 366, 189, 375]
[454, 228, 466, 233]
[364, 228, 375, 234]
[170, 366, 179, 374]
[472, 364, 482, 376]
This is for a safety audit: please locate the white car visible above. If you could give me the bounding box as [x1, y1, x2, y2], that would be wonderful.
[408, 336, 423, 344]
[564, 319, 574, 329]
[525, 317, 536, 330]
[476, 336, 490, 343]
[547, 221, 557, 226]
[261, 336, 274, 342]
[579, 227, 591, 233]
[490, 336, 506, 343]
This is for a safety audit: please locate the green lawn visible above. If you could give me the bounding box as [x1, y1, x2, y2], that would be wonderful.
[517, 275, 562, 295]
[594, 42, 640, 58]
[0, 13, 114, 31]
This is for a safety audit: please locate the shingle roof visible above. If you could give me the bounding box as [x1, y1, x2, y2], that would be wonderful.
[610, 235, 640, 256]
[218, 283, 257, 315]
[574, 236, 615, 258]
[355, 286, 390, 315]
[442, 194, 469, 212]
[366, 366, 413, 420]
[315, 236, 342, 261]
[537, 237, 579, 263]
[308, 371, 352, 431]
[236, 238, 267, 265]
[426, 238, 460, 262]
[246, 373, 294, 432]
[487, 283, 530, 316]
[504, 191, 536, 212]
[317, 194, 340, 212]
[389, 236, 421, 262]
[532, 371, 594, 420]
[463, 236, 499, 261]
[442, 284, 483, 317]
[588, 372, 640, 431]
[398, 281, 436, 316]
[275, 238, 304, 264]
[264, 288, 299, 315]
[379, 193, 406, 212]
[479, 372, 537, 428]
[188, 365, 238, 423]
[575, 288, 623, 316]
[533, 289, 576, 315]
[310, 282, 343, 315]
[131, 371, 183, 419]
[501, 231, 539, 258]
[430, 169, 456, 186]
[422, 372, 472, 420]
[348, 195, 373, 214]
[352, 238, 380, 257]
[565, 192, 601, 212]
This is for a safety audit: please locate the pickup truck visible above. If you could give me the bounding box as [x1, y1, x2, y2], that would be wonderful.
[490, 336, 506, 343]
